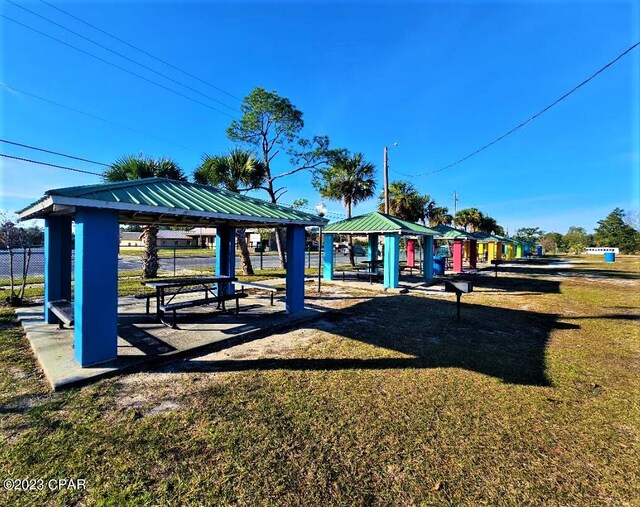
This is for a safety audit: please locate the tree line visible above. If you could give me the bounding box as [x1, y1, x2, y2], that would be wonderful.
[99, 86, 639, 277]
[514, 209, 640, 254]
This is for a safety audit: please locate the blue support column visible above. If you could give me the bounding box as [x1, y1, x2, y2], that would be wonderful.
[383, 233, 400, 289]
[368, 233, 379, 263]
[74, 208, 119, 367]
[423, 235, 434, 281]
[323, 233, 334, 281]
[215, 225, 236, 294]
[43, 216, 72, 323]
[286, 225, 306, 314]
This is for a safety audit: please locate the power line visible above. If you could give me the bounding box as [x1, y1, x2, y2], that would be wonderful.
[1, 82, 200, 153]
[392, 40, 640, 178]
[0, 153, 103, 176]
[1, 14, 236, 119]
[6, 0, 238, 113]
[0, 138, 110, 167]
[39, 0, 243, 102]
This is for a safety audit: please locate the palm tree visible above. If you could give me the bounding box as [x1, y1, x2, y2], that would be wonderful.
[314, 152, 376, 265]
[194, 148, 266, 275]
[103, 154, 186, 278]
[425, 201, 453, 226]
[378, 181, 426, 223]
[454, 207, 483, 232]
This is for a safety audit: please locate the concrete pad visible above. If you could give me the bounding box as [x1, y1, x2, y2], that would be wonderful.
[15, 295, 324, 391]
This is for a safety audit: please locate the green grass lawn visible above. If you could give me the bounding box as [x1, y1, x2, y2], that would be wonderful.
[119, 248, 282, 258]
[0, 256, 638, 505]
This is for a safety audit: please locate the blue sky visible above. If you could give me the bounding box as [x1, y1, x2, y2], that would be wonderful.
[1, 0, 638, 234]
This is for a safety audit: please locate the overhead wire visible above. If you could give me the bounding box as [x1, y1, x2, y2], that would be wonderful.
[0, 153, 103, 176]
[1, 14, 236, 118]
[0, 138, 110, 167]
[391, 40, 640, 178]
[0, 82, 200, 153]
[6, 0, 238, 113]
[39, 0, 243, 101]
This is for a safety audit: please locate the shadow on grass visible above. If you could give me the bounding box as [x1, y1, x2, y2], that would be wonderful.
[140, 294, 580, 387]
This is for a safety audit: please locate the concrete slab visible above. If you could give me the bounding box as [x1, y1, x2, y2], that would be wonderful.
[15, 295, 324, 390]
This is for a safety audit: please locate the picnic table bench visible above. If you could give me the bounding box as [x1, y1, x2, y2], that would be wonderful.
[142, 276, 239, 328]
[135, 286, 214, 315]
[47, 299, 74, 329]
[232, 281, 283, 305]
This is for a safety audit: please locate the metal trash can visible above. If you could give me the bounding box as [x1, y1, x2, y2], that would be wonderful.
[536, 246, 543, 256]
[433, 256, 446, 276]
[604, 252, 615, 263]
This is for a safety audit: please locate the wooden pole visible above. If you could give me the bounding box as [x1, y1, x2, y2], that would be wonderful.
[383, 146, 389, 214]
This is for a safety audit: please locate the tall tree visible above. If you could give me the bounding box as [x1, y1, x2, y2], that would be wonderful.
[454, 208, 483, 231]
[314, 152, 376, 265]
[563, 226, 590, 254]
[103, 154, 187, 278]
[424, 201, 453, 226]
[593, 208, 640, 254]
[541, 232, 564, 254]
[378, 181, 426, 223]
[194, 148, 267, 275]
[514, 227, 544, 244]
[227, 87, 343, 267]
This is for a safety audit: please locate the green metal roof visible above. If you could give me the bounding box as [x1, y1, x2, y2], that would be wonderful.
[17, 177, 327, 227]
[471, 231, 504, 242]
[431, 224, 475, 240]
[323, 211, 436, 235]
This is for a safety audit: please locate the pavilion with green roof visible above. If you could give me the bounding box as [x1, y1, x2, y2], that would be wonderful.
[322, 211, 437, 288]
[18, 177, 327, 368]
[431, 224, 478, 273]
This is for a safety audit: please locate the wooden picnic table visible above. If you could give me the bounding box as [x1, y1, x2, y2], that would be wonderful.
[141, 276, 238, 327]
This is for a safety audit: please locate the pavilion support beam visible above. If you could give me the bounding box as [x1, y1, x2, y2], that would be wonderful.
[469, 239, 478, 269]
[423, 235, 434, 281]
[496, 242, 503, 261]
[487, 242, 496, 261]
[74, 208, 119, 367]
[383, 233, 400, 289]
[286, 225, 306, 314]
[452, 239, 464, 273]
[215, 225, 236, 295]
[368, 234, 379, 263]
[43, 216, 72, 323]
[323, 233, 334, 281]
[516, 244, 523, 258]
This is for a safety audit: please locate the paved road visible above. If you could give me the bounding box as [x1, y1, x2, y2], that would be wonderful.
[1, 249, 364, 278]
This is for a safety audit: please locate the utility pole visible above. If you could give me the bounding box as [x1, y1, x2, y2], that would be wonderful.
[383, 146, 389, 214]
[453, 190, 459, 220]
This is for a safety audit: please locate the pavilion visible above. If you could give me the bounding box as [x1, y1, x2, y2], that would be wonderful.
[321, 211, 437, 288]
[17, 177, 327, 368]
[471, 231, 507, 262]
[431, 224, 478, 273]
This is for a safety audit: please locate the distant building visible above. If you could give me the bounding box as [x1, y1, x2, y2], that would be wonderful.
[120, 230, 194, 249]
[157, 230, 194, 248]
[120, 231, 144, 248]
[186, 227, 216, 248]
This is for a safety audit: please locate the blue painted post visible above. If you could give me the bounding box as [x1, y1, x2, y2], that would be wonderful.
[286, 225, 306, 314]
[367, 233, 379, 263]
[74, 208, 119, 367]
[383, 233, 400, 289]
[215, 225, 236, 294]
[423, 235, 434, 281]
[43, 216, 72, 323]
[323, 233, 334, 281]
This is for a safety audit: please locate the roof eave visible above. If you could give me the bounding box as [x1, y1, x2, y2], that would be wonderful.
[19, 195, 328, 227]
